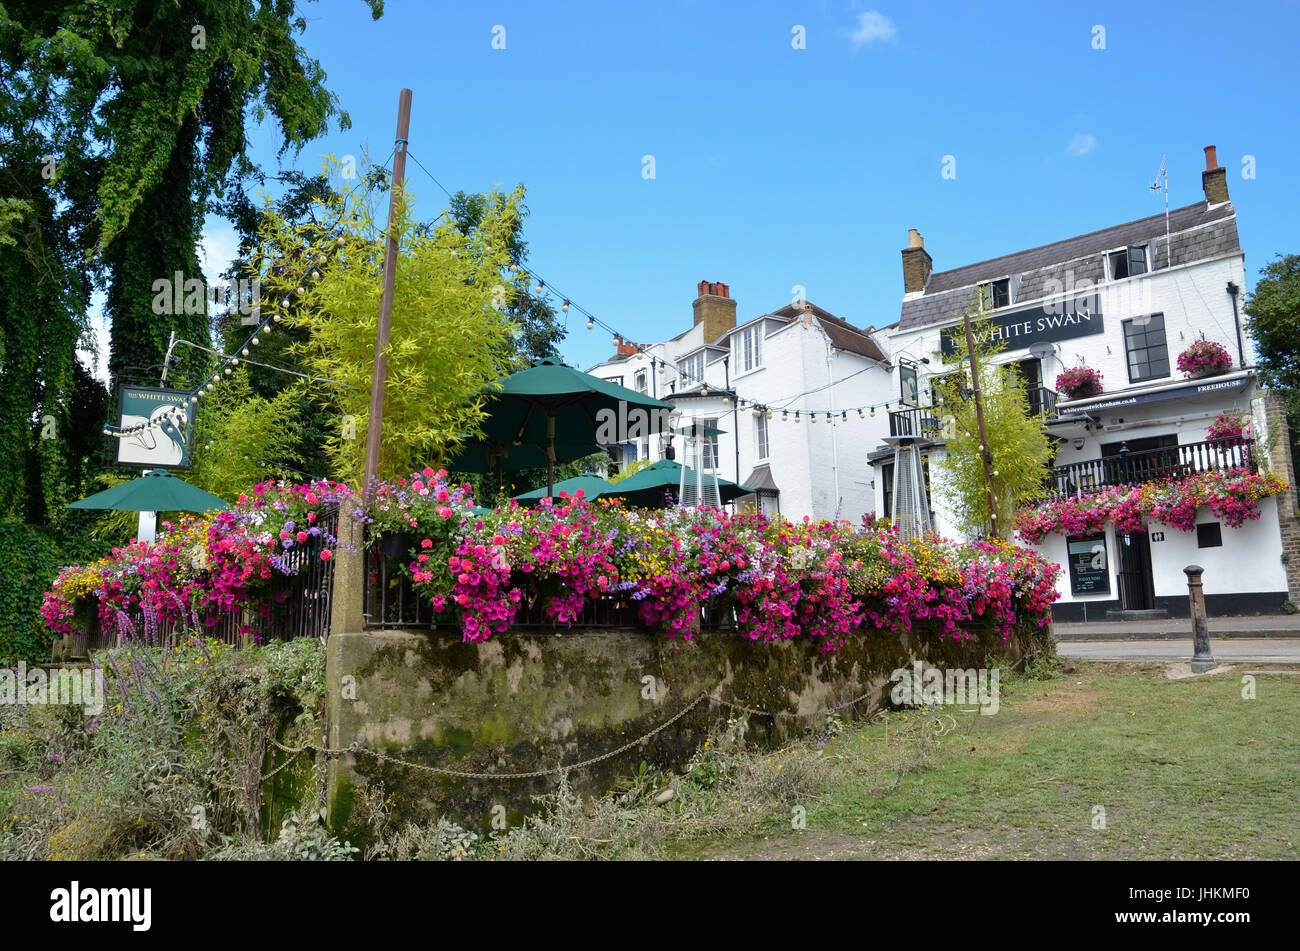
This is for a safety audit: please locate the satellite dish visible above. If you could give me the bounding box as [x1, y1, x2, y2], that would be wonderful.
[1028, 342, 1055, 360]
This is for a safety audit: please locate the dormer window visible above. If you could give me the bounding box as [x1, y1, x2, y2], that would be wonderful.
[979, 278, 1011, 310]
[1108, 246, 1148, 280]
[734, 324, 763, 373]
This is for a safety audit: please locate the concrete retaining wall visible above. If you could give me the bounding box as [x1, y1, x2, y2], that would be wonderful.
[325, 622, 1043, 839]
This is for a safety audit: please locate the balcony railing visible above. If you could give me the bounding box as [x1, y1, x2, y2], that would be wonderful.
[1027, 385, 1058, 419]
[892, 385, 1059, 441]
[1042, 438, 1257, 502]
[888, 407, 942, 438]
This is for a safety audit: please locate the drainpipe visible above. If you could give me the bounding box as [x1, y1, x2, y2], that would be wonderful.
[1227, 281, 1247, 369]
[826, 338, 841, 516]
[725, 355, 739, 507]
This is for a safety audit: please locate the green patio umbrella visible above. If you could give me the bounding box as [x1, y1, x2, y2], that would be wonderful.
[68, 469, 229, 544]
[68, 469, 229, 513]
[450, 357, 676, 497]
[513, 474, 615, 506]
[604, 459, 752, 509]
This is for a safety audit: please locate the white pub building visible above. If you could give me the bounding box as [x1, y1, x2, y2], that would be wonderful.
[586, 281, 896, 522]
[877, 146, 1297, 620]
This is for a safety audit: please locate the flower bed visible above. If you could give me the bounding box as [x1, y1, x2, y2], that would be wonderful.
[41, 481, 349, 643]
[1014, 467, 1286, 543]
[43, 471, 1062, 652]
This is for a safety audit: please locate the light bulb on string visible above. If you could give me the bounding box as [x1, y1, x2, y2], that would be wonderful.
[586, 319, 594, 330]
[562, 301, 569, 313]
[765, 409, 773, 420]
[841, 411, 847, 421]
[782, 410, 788, 421]
[858, 409, 865, 418]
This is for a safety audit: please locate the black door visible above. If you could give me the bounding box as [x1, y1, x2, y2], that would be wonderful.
[1117, 530, 1155, 610]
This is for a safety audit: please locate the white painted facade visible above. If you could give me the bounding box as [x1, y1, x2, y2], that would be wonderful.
[586, 292, 896, 523]
[874, 156, 1288, 618]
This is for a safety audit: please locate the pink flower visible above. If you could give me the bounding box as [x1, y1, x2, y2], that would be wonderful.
[421, 538, 433, 548]
[296, 531, 308, 543]
[320, 550, 333, 561]
[438, 506, 453, 519]
[436, 489, 450, 502]
[423, 467, 435, 477]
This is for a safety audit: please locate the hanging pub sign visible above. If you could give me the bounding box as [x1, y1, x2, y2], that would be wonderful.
[939, 292, 1104, 356]
[115, 385, 196, 470]
[900, 363, 919, 406]
[1066, 533, 1110, 595]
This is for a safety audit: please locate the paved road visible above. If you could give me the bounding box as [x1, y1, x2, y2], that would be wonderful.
[1055, 614, 1300, 640]
[1059, 638, 1300, 664]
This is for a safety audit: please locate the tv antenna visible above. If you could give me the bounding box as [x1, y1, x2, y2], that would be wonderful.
[1150, 155, 1171, 269]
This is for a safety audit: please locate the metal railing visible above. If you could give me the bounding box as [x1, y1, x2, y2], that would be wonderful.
[62, 508, 338, 658]
[888, 407, 942, 438]
[1042, 438, 1257, 501]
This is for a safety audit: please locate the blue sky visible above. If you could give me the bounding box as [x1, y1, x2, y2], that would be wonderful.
[178, 0, 1300, 375]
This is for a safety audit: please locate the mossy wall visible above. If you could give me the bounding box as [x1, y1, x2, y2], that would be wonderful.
[326, 623, 1042, 839]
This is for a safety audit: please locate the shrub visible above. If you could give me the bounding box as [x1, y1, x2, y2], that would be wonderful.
[0, 522, 66, 664]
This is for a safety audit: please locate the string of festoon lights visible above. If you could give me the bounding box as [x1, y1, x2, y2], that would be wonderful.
[404, 149, 931, 426]
[101, 154, 399, 443]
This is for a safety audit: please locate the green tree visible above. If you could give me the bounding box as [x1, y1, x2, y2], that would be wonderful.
[0, 0, 383, 396]
[931, 293, 1056, 538]
[447, 190, 567, 361]
[257, 160, 528, 485]
[1245, 254, 1300, 415]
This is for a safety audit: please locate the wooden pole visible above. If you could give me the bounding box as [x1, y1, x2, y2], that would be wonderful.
[362, 88, 413, 494]
[962, 309, 1000, 538]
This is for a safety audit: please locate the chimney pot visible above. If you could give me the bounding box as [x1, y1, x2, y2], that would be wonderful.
[692, 279, 738, 340]
[1201, 145, 1230, 204]
[901, 230, 934, 294]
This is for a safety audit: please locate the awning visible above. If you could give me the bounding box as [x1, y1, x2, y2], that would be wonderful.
[1057, 370, 1253, 413]
[741, 463, 779, 493]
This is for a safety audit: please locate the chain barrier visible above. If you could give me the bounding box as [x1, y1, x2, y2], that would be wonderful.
[265, 685, 888, 783]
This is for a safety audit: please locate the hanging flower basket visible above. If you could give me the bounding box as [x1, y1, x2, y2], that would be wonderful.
[1176, 340, 1232, 379]
[1055, 366, 1103, 400]
[379, 531, 417, 560]
[1207, 413, 1248, 446]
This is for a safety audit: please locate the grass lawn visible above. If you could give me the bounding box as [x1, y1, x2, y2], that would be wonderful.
[671, 663, 1300, 860]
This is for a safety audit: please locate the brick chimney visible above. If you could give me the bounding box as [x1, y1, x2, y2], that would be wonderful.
[902, 229, 932, 294]
[615, 337, 642, 358]
[692, 280, 737, 343]
[1202, 145, 1229, 205]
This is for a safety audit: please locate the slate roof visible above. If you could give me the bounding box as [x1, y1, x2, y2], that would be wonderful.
[768, 301, 889, 362]
[899, 201, 1240, 332]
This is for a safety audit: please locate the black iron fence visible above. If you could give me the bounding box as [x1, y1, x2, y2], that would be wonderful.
[61, 508, 337, 658]
[1042, 438, 1257, 501]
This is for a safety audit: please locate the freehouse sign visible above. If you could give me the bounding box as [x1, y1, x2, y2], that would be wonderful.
[939, 292, 1103, 356]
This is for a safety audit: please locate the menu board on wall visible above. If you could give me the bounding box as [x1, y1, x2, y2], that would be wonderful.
[1066, 534, 1110, 595]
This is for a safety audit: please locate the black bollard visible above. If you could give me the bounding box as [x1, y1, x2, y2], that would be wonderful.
[1184, 565, 1215, 673]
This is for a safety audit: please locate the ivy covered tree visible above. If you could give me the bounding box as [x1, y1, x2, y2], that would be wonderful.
[0, 0, 383, 396]
[930, 292, 1056, 538]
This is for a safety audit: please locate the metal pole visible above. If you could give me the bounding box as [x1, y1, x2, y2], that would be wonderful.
[362, 88, 413, 494]
[1184, 565, 1215, 672]
[961, 309, 1000, 538]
